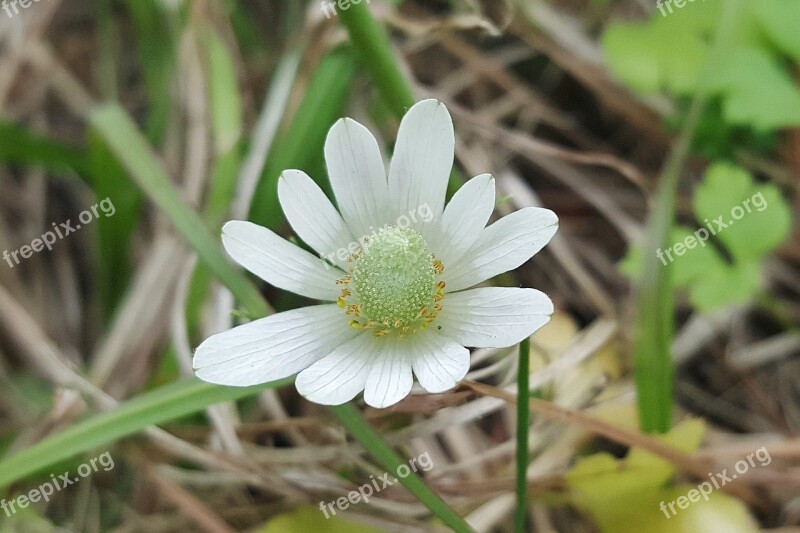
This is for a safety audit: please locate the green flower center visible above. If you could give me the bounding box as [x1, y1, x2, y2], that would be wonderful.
[336, 226, 445, 338]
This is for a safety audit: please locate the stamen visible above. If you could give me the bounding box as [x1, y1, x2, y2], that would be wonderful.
[334, 226, 447, 338]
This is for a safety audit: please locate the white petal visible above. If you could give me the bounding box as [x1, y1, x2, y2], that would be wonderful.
[295, 333, 375, 405]
[324, 118, 389, 237]
[436, 287, 554, 348]
[428, 173, 495, 266]
[388, 99, 454, 222]
[410, 332, 470, 394]
[363, 342, 413, 408]
[193, 305, 355, 387]
[222, 220, 342, 301]
[278, 170, 356, 269]
[444, 207, 558, 292]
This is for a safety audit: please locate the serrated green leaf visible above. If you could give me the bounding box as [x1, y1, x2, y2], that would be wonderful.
[602, 1, 720, 94]
[692, 163, 792, 261]
[620, 226, 725, 286]
[603, 22, 710, 95]
[688, 260, 761, 312]
[564, 419, 758, 533]
[667, 226, 727, 286]
[707, 47, 800, 130]
[603, 0, 800, 133]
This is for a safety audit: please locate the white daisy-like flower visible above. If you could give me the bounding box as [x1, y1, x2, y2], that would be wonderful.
[193, 99, 558, 408]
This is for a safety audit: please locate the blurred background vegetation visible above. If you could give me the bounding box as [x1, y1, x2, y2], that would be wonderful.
[0, 0, 798, 531]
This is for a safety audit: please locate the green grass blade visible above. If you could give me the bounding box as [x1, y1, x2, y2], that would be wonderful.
[89, 104, 270, 318]
[87, 130, 144, 313]
[124, 0, 176, 145]
[515, 338, 530, 532]
[634, 0, 742, 433]
[205, 29, 243, 157]
[0, 121, 89, 175]
[0, 378, 289, 490]
[329, 403, 473, 533]
[249, 47, 357, 229]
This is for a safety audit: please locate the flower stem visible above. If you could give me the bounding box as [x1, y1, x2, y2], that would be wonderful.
[336, 2, 415, 117]
[336, 1, 463, 196]
[515, 338, 530, 532]
[329, 403, 473, 533]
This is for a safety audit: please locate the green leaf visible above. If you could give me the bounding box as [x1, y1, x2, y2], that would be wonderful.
[87, 130, 143, 313]
[89, 104, 270, 318]
[692, 163, 792, 261]
[205, 30, 243, 155]
[602, 1, 721, 94]
[707, 47, 800, 130]
[124, 0, 176, 145]
[567, 419, 705, 502]
[249, 48, 357, 229]
[752, 0, 800, 60]
[603, 0, 800, 133]
[619, 226, 724, 287]
[688, 261, 761, 312]
[0, 121, 89, 176]
[623, 162, 791, 314]
[603, 20, 712, 95]
[564, 419, 761, 533]
[667, 226, 726, 286]
[574, 482, 759, 533]
[0, 378, 290, 489]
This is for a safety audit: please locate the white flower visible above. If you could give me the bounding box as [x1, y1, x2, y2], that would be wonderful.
[193, 99, 558, 408]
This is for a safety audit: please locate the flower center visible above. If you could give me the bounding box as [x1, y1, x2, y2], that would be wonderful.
[336, 226, 445, 338]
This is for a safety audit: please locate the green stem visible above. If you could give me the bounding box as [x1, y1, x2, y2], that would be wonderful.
[336, 2, 414, 117]
[329, 403, 473, 533]
[515, 338, 530, 532]
[634, 0, 742, 433]
[336, 2, 463, 196]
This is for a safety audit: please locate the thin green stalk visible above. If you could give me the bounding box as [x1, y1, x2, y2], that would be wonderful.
[332, 6, 473, 530]
[336, 2, 414, 117]
[336, 2, 463, 196]
[329, 403, 473, 533]
[634, 0, 742, 433]
[515, 338, 530, 532]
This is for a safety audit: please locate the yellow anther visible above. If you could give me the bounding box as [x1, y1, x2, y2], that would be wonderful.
[337, 297, 346, 308]
[349, 320, 363, 329]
